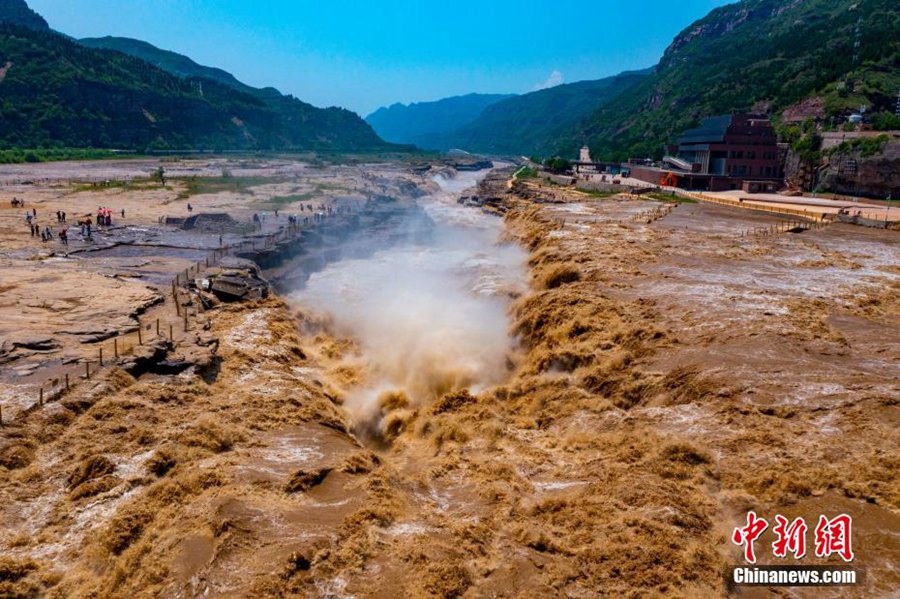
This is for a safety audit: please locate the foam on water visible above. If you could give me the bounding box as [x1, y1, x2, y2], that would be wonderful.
[289, 169, 526, 426]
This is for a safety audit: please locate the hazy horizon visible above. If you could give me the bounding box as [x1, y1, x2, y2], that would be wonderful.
[27, 0, 729, 116]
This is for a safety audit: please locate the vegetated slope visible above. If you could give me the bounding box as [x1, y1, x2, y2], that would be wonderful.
[365, 93, 515, 147]
[433, 70, 651, 156]
[0, 25, 388, 151]
[78, 36, 282, 100]
[566, 0, 900, 161]
[75, 35, 392, 153]
[0, 0, 48, 30]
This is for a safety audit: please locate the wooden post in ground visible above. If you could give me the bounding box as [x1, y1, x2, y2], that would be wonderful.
[184, 310, 189, 332]
[85, 361, 90, 379]
[138, 327, 142, 345]
[99, 348, 103, 366]
[39, 387, 43, 406]
[169, 324, 173, 340]
[114, 338, 118, 358]
[65, 374, 69, 390]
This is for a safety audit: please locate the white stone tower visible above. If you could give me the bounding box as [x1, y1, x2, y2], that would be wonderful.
[579, 145, 592, 163]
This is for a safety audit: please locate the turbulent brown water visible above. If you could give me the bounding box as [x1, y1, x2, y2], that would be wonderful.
[287, 170, 526, 437]
[2, 163, 897, 598]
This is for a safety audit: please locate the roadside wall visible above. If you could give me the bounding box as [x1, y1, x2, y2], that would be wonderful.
[576, 180, 633, 194]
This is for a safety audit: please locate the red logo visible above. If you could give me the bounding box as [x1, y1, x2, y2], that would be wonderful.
[732, 511, 769, 564]
[732, 512, 854, 563]
[814, 514, 854, 562]
[772, 515, 808, 559]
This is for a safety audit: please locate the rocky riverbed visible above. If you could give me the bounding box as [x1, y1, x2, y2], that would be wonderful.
[0, 160, 897, 598]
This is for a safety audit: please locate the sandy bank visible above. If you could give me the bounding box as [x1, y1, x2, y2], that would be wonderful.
[0, 164, 897, 597]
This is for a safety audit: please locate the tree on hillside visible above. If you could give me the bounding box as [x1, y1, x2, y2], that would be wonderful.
[543, 157, 571, 173]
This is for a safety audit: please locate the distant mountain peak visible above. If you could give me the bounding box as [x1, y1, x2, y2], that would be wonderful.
[366, 93, 516, 146]
[0, 0, 49, 30]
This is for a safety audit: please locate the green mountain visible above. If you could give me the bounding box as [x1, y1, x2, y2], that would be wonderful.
[0, 0, 48, 30]
[429, 70, 651, 155]
[79, 36, 282, 100]
[567, 0, 900, 161]
[365, 93, 515, 147]
[0, 3, 389, 152]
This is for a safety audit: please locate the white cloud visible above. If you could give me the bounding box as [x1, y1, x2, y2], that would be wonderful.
[532, 70, 564, 91]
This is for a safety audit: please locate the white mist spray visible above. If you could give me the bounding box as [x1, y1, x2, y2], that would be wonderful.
[290, 169, 525, 429]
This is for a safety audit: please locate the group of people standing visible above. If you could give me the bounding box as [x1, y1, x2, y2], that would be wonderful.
[26, 211, 66, 244]
[19, 203, 125, 245]
[30, 223, 63, 243]
[96, 206, 120, 227]
[284, 202, 352, 228]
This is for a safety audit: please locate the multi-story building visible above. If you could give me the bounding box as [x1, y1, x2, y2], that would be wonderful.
[628, 114, 783, 192]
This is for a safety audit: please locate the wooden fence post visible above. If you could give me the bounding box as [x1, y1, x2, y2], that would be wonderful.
[138, 327, 143, 345]
[99, 348, 103, 366]
[114, 338, 118, 358]
[65, 374, 69, 390]
[39, 387, 43, 406]
[86, 361, 90, 379]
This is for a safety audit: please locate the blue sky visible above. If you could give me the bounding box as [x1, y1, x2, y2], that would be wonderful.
[29, 0, 730, 116]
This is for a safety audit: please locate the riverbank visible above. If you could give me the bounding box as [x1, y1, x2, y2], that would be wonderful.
[0, 157, 433, 414]
[0, 162, 897, 597]
[0, 160, 484, 596]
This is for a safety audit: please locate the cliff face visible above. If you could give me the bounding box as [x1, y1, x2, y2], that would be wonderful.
[783, 150, 816, 192]
[823, 141, 900, 197]
[784, 138, 900, 198]
[659, 1, 783, 67]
